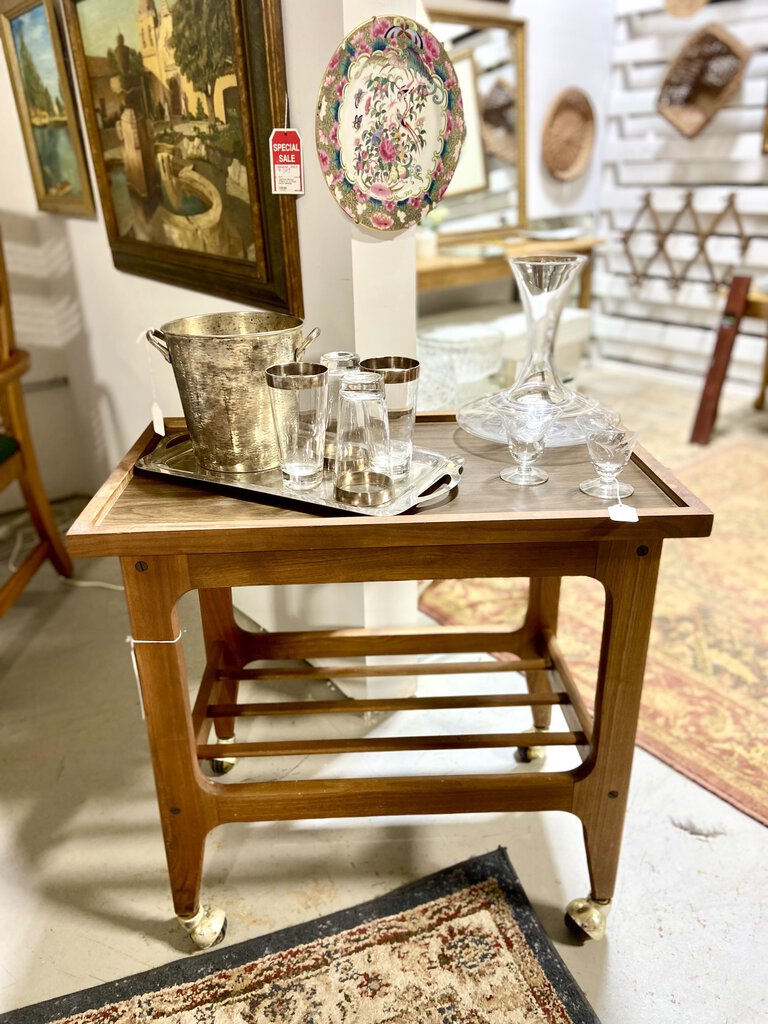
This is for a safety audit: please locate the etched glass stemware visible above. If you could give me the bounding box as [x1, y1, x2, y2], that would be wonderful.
[494, 396, 562, 486]
[579, 426, 638, 499]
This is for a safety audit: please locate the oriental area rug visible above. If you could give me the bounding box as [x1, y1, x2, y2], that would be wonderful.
[420, 433, 768, 827]
[0, 849, 599, 1024]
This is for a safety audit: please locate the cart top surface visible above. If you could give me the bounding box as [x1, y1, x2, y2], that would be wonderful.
[67, 417, 713, 557]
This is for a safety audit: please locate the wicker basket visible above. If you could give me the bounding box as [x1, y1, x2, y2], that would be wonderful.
[541, 88, 595, 182]
[657, 22, 750, 138]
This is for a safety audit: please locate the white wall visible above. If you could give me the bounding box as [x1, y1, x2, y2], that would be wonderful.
[512, 0, 616, 221]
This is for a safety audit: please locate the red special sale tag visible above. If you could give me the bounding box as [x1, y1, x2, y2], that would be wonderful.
[269, 128, 303, 195]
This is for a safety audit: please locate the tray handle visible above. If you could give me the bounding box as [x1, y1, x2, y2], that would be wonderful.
[406, 457, 464, 514]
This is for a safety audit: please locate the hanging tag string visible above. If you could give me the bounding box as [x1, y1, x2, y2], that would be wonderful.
[608, 480, 639, 523]
[126, 630, 184, 719]
[136, 329, 166, 436]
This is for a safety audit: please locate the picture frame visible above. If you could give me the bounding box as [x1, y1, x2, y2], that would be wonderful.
[0, 0, 95, 216]
[443, 51, 488, 200]
[62, 0, 303, 314]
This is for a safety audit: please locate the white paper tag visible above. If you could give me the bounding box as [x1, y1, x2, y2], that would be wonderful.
[152, 401, 165, 437]
[270, 128, 304, 194]
[608, 502, 639, 523]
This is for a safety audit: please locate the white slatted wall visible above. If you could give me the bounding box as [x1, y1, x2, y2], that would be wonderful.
[595, 0, 768, 383]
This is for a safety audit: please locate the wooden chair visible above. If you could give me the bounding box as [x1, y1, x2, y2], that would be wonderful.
[0, 228, 72, 616]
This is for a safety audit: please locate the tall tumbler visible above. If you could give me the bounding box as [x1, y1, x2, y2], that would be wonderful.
[333, 370, 394, 507]
[359, 356, 420, 477]
[265, 362, 328, 490]
[319, 350, 360, 467]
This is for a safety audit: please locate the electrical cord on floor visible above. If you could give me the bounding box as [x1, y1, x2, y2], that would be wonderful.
[3, 513, 124, 592]
[59, 576, 125, 592]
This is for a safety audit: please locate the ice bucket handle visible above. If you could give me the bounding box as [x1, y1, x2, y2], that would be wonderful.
[294, 326, 321, 361]
[146, 328, 172, 363]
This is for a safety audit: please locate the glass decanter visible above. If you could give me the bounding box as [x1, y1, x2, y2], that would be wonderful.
[457, 253, 600, 447]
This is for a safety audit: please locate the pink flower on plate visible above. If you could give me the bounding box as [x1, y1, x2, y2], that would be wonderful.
[408, 195, 423, 210]
[329, 122, 339, 147]
[329, 51, 340, 70]
[365, 95, 371, 115]
[371, 211, 394, 230]
[423, 32, 440, 64]
[351, 31, 372, 53]
[318, 150, 330, 172]
[444, 75, 455, 92]
[445, 110, 453, 134]
[336, 75, 347, 99]
[369, 182, 392, 201]
[379, 136, 396, 164]
[331, 170, 344, 186]
[354, 186, 367, 204]
[432, 158, 444, 181]
[383, 198, 397, 213]
[438, 184, 449, 201]
[372, 17, 391, 38]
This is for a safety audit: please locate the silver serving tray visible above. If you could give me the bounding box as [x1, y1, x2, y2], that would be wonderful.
[136, 434, 463, 517]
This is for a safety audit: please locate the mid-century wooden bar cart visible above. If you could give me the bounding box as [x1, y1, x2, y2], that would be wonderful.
[67, 414, 712, 949]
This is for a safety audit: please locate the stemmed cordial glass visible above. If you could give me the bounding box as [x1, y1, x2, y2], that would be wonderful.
[579, 426, 638, 499]
[494, 396, 562, 486]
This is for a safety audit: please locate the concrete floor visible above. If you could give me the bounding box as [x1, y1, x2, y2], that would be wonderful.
[1, 368, 767, 1022]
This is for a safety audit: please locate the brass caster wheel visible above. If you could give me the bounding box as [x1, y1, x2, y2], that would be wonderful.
[179, 904, 228, 950]
[565, 896, 611, 941]
[209, 736, 237, 776]
[514, 727, 548, 764]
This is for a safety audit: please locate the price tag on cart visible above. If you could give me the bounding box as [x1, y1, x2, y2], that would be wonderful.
[270, 128, 304, 195]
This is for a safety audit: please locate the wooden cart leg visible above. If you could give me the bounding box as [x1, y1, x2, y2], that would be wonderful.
[199, 588, 245, 757]
[568, 540, 662, 939]
[513, 577, 562, 760]
[122, 555, 225, 950]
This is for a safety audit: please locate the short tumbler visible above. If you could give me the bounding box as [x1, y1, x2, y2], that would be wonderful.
[265, 362, 328, 490]
[334, 370, 394, 506]
[359, 356, 420, 477]
[320, 350, 360, 466]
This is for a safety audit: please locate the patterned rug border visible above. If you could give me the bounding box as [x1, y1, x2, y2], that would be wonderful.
[0, 848, 598, 1024]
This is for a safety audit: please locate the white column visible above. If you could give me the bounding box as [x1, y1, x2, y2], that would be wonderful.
[342, 0, 421, 698]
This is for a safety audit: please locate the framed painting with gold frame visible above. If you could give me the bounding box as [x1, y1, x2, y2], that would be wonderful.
[62, 0, 303, 313]
[0, 0, 94, 216]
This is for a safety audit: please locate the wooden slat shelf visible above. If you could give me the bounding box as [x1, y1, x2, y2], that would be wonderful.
[197, 731, 586, 760]
[207, 692, 568, 718]
[217, 657, 547, 682]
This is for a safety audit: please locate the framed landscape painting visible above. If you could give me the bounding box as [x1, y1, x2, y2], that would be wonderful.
[0, 0, 94, 215]
[62, 0, 303, 313]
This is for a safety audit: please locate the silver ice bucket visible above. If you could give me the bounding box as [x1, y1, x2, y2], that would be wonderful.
[147, 311, 319, 473]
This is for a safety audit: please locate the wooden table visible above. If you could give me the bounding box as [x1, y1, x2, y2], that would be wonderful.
[417, 235, 599, 309]
[67, 415, 712, 949]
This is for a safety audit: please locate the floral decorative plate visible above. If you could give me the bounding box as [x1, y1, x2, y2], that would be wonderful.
[316, 15, 466, 232]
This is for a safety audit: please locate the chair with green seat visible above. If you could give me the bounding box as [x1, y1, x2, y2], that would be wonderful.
[0, 227, 73, 615]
